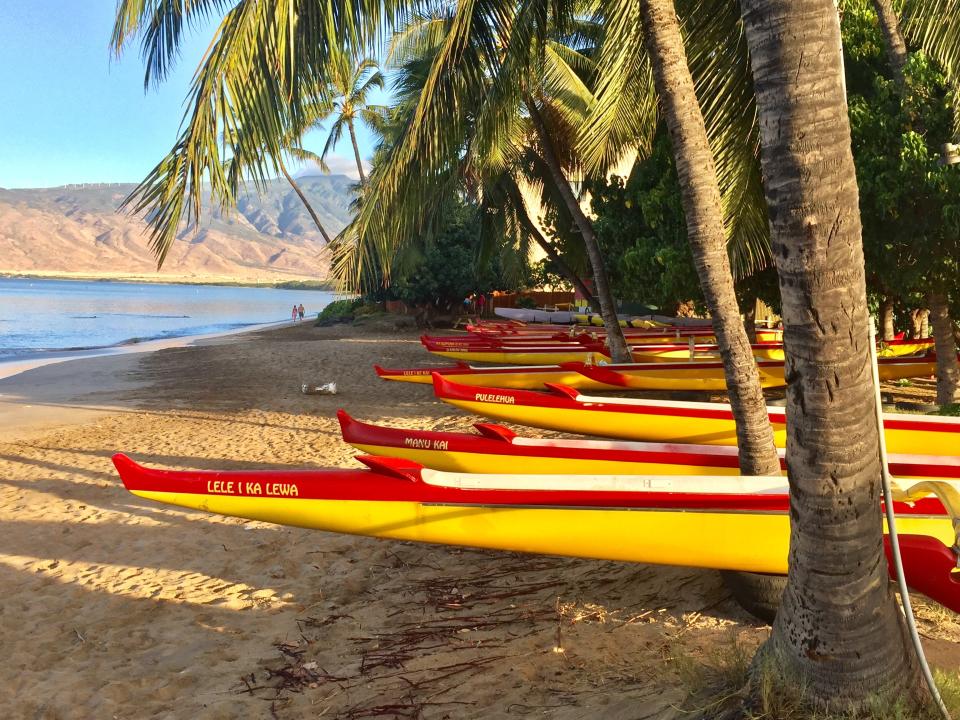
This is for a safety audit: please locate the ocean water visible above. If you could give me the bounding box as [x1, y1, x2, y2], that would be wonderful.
[0, 278, 335, 362]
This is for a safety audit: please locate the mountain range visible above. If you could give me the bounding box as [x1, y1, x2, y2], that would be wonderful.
[0, 175, 356, 283]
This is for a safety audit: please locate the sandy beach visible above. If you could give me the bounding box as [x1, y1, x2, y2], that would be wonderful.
[2, 321, 958, 719]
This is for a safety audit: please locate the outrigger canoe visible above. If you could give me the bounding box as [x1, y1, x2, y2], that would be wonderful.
[379, 355, 937, 392]
[112, 452, 960, 612]
[338, 410, 960, 480]
[422, 335, 933, 363]
[432, 374, 960, 455]
[424, 342, 932, 368]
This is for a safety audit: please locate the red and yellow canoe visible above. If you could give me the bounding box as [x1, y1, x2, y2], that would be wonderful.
[432, 374, 960, 456]
[423, 337, 940, 366]
[338, 410, 960, 480]
[112, 452, 960, 612]
[422, 335, 933, 363]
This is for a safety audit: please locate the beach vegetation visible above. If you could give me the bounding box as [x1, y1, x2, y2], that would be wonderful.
[673, 632, 960, 719]
[315, 298, 362, 326]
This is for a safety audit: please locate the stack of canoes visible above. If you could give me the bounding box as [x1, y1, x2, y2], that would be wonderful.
[112, 314, 960, 614]
[376, 353, 941, 392]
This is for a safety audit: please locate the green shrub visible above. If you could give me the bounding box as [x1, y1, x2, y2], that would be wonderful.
[933, 403, 960, 417]
[316, 298, 361, 326]
[516, 296, 537, 309]
[352, 302, 382, 317]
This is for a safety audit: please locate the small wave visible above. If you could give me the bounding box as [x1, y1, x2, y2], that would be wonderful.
[95, 313, 192, 319]
[71, 315, 98, 319]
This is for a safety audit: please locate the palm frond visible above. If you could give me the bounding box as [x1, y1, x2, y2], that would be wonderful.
[899, 0, 960, 134]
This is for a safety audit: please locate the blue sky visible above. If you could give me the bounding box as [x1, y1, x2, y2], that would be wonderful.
[0, 2, 379, 188]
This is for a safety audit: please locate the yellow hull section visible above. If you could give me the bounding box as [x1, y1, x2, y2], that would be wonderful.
[130, 490, 952, 574]
[612, 363, 787, 390]
[429, 349, 612, 365]
[628, 342, 933, 363]
[609, 359, 934, 391]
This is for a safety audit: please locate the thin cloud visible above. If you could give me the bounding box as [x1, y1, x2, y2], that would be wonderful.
[295, 153, 370, 181]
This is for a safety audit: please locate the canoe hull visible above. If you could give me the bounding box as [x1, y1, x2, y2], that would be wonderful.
[114, 453, 960, 611]
[121, 484, 951, 576]
[432, 375, 960, 455]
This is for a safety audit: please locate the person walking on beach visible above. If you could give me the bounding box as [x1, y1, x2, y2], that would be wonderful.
[298, 303, 305, 321]
[292, 305, 299, 323]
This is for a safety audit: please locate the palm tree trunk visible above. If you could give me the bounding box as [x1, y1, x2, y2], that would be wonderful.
[347, 119, 368, 185]
[880, 296, 896, 341]
[740, 0, 922, 711]
[525, 100, 632, 363]
[279, 158, 332, 244]
[640, 0, 779, 476]
[517, 212, 600, 312]
[872, 0, 909, 88]
[928, 292, 960, 405]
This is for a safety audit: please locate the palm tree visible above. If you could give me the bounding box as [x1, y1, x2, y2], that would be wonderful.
[632, 0, 780, 475]
[319, 50, 385, 185]
[332, 7, 635, 360]
[739, 0, 922, 709]
[223, 103, 336, 244]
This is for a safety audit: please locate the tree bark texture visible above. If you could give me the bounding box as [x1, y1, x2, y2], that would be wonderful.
[279, 159, 332, 244]
[910, 307, 930, 338]
[739, 0, 921, 710]
[525, 100, 633, 362]
[347, 119, 368, 185]
[872, 0, 909, 88]
[640, 0, 780, 476]
[744, 300, 758, 343]
[928, 292, 960, 405]
[880, 296, 896, 341]
[517, 209, 600, 312]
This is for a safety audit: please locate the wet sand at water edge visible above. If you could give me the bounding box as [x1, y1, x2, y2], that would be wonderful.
[1, 321, 958, 719]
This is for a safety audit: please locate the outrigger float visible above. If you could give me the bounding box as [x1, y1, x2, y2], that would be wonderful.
[377, 354, 940, 392]
[112, 452, 960, 613]
[432, 374, 960, 455]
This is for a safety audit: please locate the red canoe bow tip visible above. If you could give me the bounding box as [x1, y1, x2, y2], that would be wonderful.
[543, 383, 581, 400]
[112, 453, 147, 491]
[373, 364, 387, 377]
[884, 535, 960, 614]
[355, 455, 423, 481]
[336, 408, 352, 429]
[473, 423, 517, 442]
[575, 366, 631, 387]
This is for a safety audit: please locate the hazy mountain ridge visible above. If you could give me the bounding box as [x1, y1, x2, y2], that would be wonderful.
[0, 175, 355, 282]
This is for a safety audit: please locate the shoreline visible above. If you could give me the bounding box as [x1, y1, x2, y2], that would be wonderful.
[0, 319, 293, 382]
[0, 271, 337, 290]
